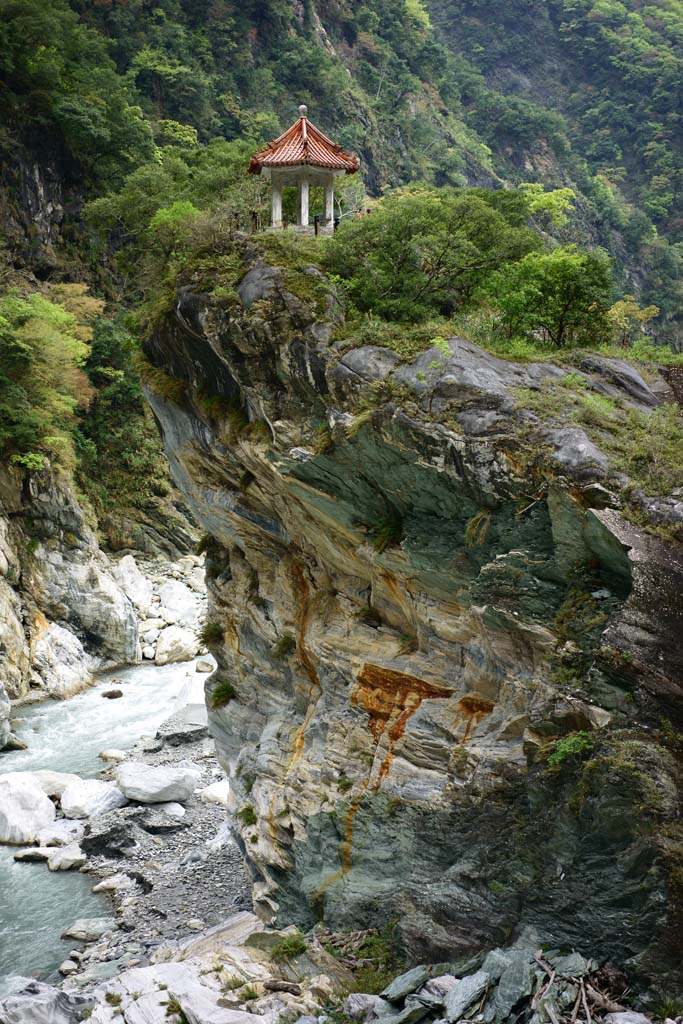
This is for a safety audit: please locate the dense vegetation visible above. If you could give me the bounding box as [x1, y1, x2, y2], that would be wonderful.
[0, 0, 682, 534]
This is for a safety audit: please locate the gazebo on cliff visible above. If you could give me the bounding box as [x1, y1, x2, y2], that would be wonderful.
[248, 105, 359, 234]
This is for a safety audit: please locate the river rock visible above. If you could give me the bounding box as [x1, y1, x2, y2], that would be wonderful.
[142, 645, 156, 659]
[199, 779, 230, 806]
[139, 617, 166, 632]
[155, 625, 199, 665]
[0, 683, 11, 751]
[0, 980, 93, 1024]
[58, 960, 78, 977]
[14, 847, 51, 862]
[29, 770, 81, 798]
[158, 579, 199, 628]
[157, 801, 186, 818]
[92, 873, 135, 893]
[101, 688, 123, 699]
[82, 809, 145, 857]
[113, 554, 154, 617]
[61, 779, 127, 819]
[47, 843, 87, 871]
[196, 658, 214, 673]
[115, 761, 202, 803]
[62, 916, 117, 942]
[99, 749, 127, 762]
[37, 820, 85, 847]
[0, 774, 56, 844]
[3, 733, 27, 751]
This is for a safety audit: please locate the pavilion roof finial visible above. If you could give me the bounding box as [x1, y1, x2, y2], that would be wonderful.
[298, 103, 308, 117]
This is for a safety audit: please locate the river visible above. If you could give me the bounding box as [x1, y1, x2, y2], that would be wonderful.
[0, 660, 204, 989]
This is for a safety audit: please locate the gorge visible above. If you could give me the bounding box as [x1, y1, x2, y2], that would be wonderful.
[2, 0, 683, 1020]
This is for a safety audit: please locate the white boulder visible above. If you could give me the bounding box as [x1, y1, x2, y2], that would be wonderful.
[0, 683, 11, 751]
[47, 843, 86, 871]
[199, 780, 230, 807]
[157, 580, 199, 628]
[99, 749, 127, 763]
[115, 762, 202, 804]
[113, 555, 154, 617]
[0, 774, 56, 844]
[155, 626, 199, 666]
[142, 645, 156, 660]
[92, 873, 134, 893]
[157, 802, 186, 818]
[60, 779, 127, 819]
[31, 623, 95, 698]
[37, 820, 85, 847]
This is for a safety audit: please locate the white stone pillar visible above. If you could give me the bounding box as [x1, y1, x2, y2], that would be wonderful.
[271, 177, 282, 228]
[324, 176, 334, 225]
[299, 178, 309, 227]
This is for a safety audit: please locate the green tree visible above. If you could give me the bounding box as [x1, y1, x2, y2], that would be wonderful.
[325, 187, 540, 322]
[486, 247, 614, 347]
[0, 290, 96, 467]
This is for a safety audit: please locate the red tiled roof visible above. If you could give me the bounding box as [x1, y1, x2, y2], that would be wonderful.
[248, 115, 359, 175]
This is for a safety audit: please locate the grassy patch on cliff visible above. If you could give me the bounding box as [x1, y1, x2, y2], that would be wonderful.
[516, 376, 683, 500]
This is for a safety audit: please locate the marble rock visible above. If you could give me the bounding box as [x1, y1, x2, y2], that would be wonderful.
[0, 980, 93, 1024]
[0, 774, 56, 844]
[199, 779, 230, 807]
[61, 779, 127, 819]
[31, 623, 96, 699]
[157, 580, 199, 628]
[37, 820, 85, 847]
[47, 843, 87, 871]
[155, 625, 199, 665]
[115, 761, 202, 803]
[112, 554, 154, 617]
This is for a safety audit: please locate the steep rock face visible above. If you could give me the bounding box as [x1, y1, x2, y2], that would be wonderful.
[144, 246, 683, 984]
[0, 466, 139, 708]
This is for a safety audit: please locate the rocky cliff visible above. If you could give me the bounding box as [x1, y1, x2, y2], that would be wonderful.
[142, 237, 683, 987]
[0, 466, 139, 723]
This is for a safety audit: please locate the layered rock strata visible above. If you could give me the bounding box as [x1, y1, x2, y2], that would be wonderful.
[143, 243, 683, 985]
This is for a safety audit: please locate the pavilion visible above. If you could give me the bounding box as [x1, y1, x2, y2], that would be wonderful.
[248, 105, 359, 233]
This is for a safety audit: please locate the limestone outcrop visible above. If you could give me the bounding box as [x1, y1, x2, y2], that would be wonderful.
[142, 242, 683, 985]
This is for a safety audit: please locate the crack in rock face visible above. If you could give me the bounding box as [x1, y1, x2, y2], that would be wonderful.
[142, 245, 683, 987]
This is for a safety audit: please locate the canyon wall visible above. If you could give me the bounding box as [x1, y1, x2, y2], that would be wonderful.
[143, 240, 683, 985]
[0, 466, 140, 724]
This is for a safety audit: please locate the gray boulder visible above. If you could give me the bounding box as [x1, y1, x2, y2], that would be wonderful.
[382, 967, 432, 1003]
[115, 761, 202, 803]
[444, 971, 490, 1023]
[61, 917, 116, 942]
[343, 994, 393, 1022]
[156, 703, 209, 746]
